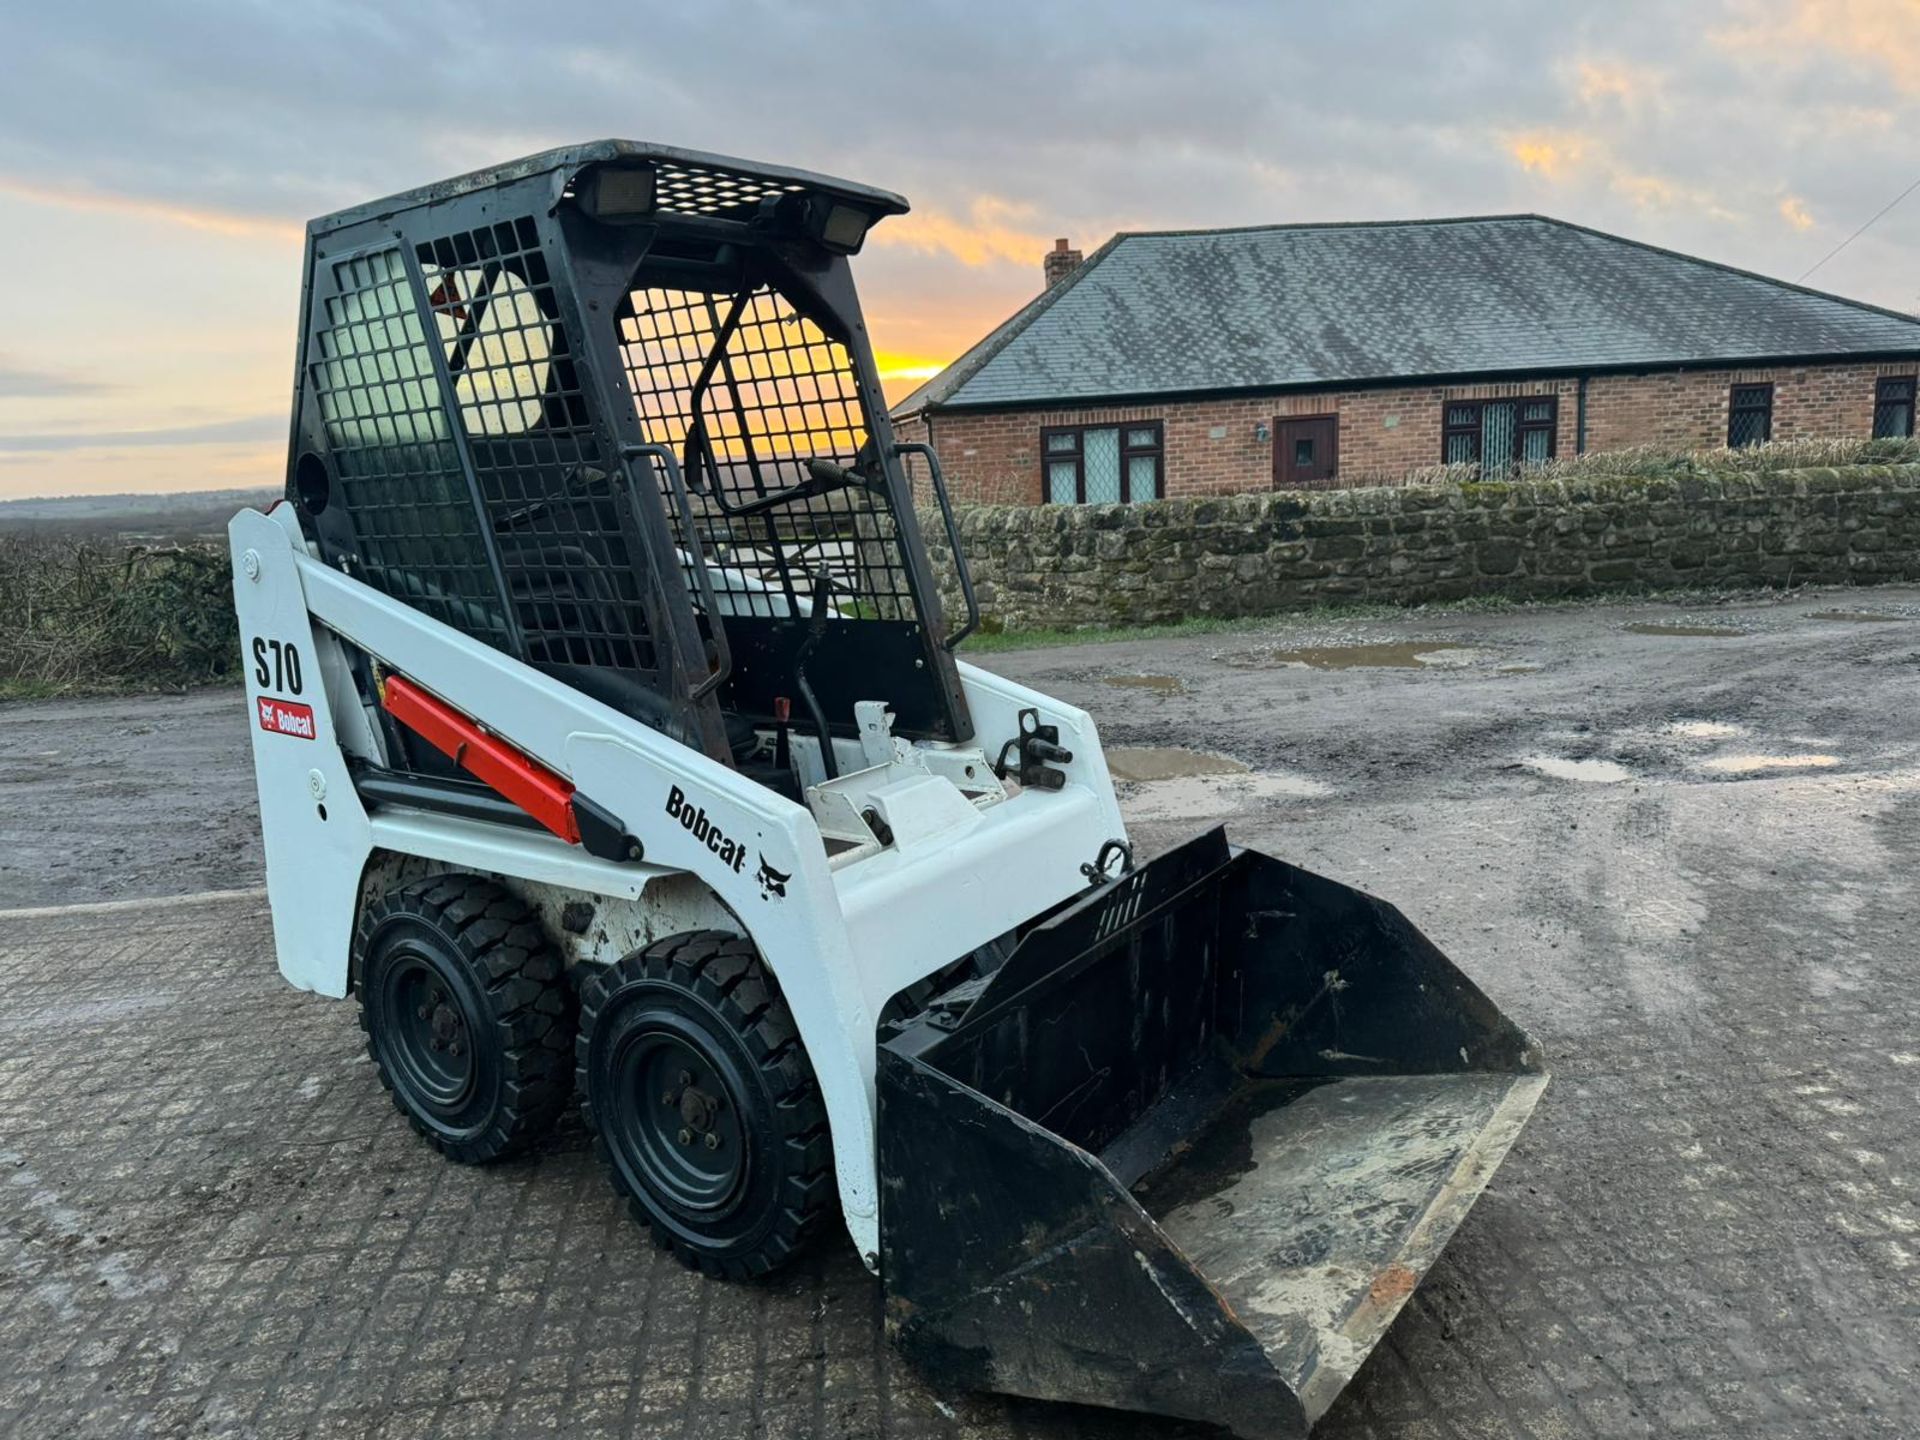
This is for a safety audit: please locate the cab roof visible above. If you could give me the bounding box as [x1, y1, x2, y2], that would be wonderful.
[309, 139, 910, 236]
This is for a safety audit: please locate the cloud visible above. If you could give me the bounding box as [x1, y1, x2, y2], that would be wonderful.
[0, 414, 283, 453]
[1779, 194, 1817, 229]
[870, 196, 1052, 269]
[1574, 60, 1656, 108]
[1609, 169, 1739, 221]
[0, 176, 301, 242]
[1715, 0, 1920, 93]
[5, 0, 1920, 499]
[1502, 128, 1741, 223]
[1507, 131, 1589, 180]
[0, 362, 108, 398]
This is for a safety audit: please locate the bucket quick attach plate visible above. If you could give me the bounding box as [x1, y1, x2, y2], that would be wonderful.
[877, 827, 1548, 1440]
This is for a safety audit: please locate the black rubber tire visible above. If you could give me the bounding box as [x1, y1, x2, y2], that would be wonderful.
[577, 930, 834, 1278]
[355, 873, 573, 1163]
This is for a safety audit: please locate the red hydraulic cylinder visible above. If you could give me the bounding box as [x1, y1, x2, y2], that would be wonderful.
[380, 674, 582, 845]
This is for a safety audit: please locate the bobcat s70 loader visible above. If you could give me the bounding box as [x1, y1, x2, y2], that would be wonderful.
[233, 141, 1547, 1439]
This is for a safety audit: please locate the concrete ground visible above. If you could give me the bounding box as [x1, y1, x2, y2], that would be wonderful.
[2, 584, 1919, 1438]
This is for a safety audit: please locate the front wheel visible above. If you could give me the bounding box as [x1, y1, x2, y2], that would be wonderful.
[578, 931, 835, 1278]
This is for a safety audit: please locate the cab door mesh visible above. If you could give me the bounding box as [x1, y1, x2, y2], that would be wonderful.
[309, 247, 512, 645]
[308, 219, 674, 710]
[617, 283, 916, 622]
[414, 218, 659, 679]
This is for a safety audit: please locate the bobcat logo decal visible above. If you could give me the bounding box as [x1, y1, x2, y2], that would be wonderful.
[755, 854, 791, 901]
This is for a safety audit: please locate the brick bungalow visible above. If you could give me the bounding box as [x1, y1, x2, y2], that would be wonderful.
[891, 216, 1920, 504]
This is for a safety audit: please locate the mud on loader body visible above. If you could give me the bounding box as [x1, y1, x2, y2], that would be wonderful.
[233, 141, 1546, 1438]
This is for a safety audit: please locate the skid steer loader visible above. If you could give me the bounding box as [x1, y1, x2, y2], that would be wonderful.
[233, 141, 1547, 1438]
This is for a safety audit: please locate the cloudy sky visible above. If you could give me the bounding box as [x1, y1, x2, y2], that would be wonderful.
[2, 0, 1917, 500]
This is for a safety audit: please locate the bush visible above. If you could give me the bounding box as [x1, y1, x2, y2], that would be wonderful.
[0, 536, 238, 697]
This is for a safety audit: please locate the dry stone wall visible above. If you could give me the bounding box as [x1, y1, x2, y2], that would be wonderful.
[912, 465, 1920, 632]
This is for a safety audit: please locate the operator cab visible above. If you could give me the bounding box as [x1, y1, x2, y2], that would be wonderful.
[287, 142, 987, 831]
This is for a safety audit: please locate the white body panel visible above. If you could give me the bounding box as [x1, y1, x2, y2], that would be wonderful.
[231, 504, 1126, 1262]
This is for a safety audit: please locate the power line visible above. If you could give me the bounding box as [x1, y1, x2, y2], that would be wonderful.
[1798, 170, 1920, 282]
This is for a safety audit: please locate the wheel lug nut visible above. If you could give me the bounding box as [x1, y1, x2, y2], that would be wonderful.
[449, 1042, 462, 1057]
[417, 1005, 430, 1020]
[429, 1037, 443, 1051]
[703, 1132, 720, 1150]
[677, 1128, 692, 1145]
[679, 1070, 692, 1086]
[662, 1090, 675, 1107]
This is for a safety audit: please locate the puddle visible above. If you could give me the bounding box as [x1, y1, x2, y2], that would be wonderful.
[1701, 753, 1840, 774]
[1625, 623, 1749, 638]
[1223, 643, 1486, 671]
[1497, 664, 1542, 675]
[1665, 720, 1749, 740]
[1519, 755, 1634, 784]
[1105, 746, 1330, 819]
[1121, 772, 1331, 821]
[1106, 746, 1246, 781]
[1103, 673, 1185, 697]
[1808, 610, 1905, 624]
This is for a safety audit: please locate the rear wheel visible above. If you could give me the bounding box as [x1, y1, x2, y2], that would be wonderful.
[578, 931, 834, 1278]
[355, 873, 573, 1163]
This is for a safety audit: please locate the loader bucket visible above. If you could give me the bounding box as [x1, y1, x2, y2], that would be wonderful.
[877, 827, 1547, 1440]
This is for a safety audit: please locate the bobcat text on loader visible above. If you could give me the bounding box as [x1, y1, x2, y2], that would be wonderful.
[234, 141, 1547, 1439]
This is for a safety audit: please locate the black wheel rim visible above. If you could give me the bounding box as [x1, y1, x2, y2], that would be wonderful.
[610, 1024, 749, 1215]
[376, 948, 477, 1113]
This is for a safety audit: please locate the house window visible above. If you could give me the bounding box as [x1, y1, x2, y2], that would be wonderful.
[1041, 422, 1162, 503]
[1873, 376, 1916, 439]
[1440, 398, 1556, 473]
[1728, 384, 1773, 448]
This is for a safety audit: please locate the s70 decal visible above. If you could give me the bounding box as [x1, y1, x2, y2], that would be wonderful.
[252, 637, 304, 695]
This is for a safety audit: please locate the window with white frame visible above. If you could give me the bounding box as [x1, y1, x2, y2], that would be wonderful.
[1440, 398, 1556, 474]
[1041, 422, 1163, 503]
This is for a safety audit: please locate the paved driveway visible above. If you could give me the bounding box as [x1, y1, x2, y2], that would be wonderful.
[3, 588, 1919, 1437]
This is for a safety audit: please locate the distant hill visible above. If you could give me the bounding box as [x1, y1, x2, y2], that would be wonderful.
[0, 487, 282, 540]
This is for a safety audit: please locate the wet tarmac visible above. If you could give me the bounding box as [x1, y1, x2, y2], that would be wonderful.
[1220, 641, 1487, 670]
[1623, 622, 1749, 638]
[7, 584, 1920, 1438]
[1101, 673, 1186, 696]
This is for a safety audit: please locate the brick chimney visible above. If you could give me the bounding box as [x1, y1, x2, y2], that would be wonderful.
[1043, 237, 1083, 289]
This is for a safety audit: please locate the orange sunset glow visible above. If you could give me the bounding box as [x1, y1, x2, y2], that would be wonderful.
[2, 0, 1917, 501]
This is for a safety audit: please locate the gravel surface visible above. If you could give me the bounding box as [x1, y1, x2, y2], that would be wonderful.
[2, 584, 1918, 1438]
[0, 689, 258, 909]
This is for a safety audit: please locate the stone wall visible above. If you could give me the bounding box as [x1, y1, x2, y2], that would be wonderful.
[912, 464, 1920, 632]
[900, 359, 1920, 505]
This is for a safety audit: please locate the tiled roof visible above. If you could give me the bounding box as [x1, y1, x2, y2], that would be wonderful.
[894, 215, 1920, 414]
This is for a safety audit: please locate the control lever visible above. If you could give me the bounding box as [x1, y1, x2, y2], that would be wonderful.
[772, 695, 791, 774]
[794, 571, 838, 782]
[804, 457, 885, 495]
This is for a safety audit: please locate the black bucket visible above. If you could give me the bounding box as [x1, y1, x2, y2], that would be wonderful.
[877, 827, 1547, 1440]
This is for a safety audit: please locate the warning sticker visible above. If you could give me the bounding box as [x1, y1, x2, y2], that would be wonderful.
[257, 696, 317, 740]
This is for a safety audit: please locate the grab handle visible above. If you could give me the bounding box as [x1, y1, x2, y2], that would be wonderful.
[894, 441, 979, 649]
[622, 442, 733, 701]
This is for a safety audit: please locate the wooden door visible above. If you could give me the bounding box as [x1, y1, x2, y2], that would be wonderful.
[1274, 415, 1339, 490]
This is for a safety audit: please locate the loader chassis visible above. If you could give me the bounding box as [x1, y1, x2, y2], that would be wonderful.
[236, 141, 1546, 1439]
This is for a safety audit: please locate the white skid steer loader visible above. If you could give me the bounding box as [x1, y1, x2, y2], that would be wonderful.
[233, 141, 1547, 1439]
